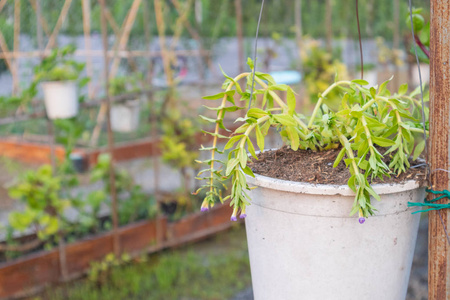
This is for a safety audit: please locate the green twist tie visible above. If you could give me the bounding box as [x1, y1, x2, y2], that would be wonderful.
[408, 188, 450, 214]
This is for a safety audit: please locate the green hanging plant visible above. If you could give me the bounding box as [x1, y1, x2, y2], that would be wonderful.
[195, 59, 428, 222]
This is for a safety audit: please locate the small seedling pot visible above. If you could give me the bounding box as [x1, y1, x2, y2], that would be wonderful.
[244, 173, 424, 300]
[42, 81, 78, 119]
[69, 152, 88, 173]
[110, 99, 140, 133]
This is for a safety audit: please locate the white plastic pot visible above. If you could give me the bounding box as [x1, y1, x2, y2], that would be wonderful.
[110, 99, 140, 132]
[245, 174, 424, 300]
[42, 81, 78, 119]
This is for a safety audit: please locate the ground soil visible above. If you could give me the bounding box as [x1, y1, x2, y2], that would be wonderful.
[248, 146, 426, 186]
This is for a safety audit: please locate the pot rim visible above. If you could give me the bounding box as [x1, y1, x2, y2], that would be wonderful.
[246, 173, 423, 196]
[247, 149, 425, 196]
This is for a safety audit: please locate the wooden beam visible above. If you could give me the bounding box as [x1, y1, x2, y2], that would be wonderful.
[429, 0, 450, 299]
[45, 0, 73, 51]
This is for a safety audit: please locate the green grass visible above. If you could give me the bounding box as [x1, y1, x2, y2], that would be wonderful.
[35, 224, 251, 300]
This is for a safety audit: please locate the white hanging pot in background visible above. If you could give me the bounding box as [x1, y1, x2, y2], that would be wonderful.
[110, 99, 140, 133]
[245, 174, 424, 300]
[42, 81, 78, 119]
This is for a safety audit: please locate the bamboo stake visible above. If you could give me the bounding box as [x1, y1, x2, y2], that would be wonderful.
[90, 0, 142, 147]
[45, 0, 73, 51]
[154, 0, 174, 87]
[99, 0, 120, 257]
[109, 0, 142, 79]
[170, 0, 208, 81]
[0, 0, 7, 12]
[168, 0, 193, 53]
[82, 0, 94, 98]
[142, 0, 162, 248]
[12, 0, 20, 95]
[29, 0, 51, 37]
[428, 1, 450, 298]
[235, 0, 244, 75]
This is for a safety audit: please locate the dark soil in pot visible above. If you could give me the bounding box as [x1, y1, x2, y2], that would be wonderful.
[248, 146, 426, 185]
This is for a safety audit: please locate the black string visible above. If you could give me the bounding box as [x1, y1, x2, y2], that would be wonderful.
[355, 0, 363, 80]
[248, 0, 265, 110]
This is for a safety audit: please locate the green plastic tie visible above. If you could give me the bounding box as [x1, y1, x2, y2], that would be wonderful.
[408, 188, 450, 214]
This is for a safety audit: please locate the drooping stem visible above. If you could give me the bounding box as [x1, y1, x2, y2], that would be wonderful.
[308, 81, 351, 128]
[209, 72, 250, 195]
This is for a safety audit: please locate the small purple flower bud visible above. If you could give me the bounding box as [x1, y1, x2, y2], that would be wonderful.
[201, 207, 209, 212]
[231, 216, 237, 221]
[239, 214, 247, 219]
[359, 217, 365, 224]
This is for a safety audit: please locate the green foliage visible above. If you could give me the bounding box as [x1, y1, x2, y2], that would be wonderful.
[405, 7, 430, 63]
[7, 165, 70, 240]
[41, 226, 250, 300]
[301, 40, 349, 110]
[34, 45, 88, 83]
[88, 253, 131, 284]
[90, 154, 157, 226]
[108, 75, 142, 97]
[197, 61, 428, 220]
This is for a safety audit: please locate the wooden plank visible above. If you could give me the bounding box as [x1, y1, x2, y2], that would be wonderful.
[167, 202, 233, 241]
[429, 1, 450, 299]
[0, 250, 60, 299]
[119, 218, 166, 254]
[0, 209, 233, 299]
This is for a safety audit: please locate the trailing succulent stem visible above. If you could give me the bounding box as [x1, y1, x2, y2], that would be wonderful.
[195, 61, 428, 222]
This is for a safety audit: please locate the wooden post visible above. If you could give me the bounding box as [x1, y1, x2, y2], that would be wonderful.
[99, 0, 120, 257]
[235, 0, 244, 74]
[429, 1, 450, 299]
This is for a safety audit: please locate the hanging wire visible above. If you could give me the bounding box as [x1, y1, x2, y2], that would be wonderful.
[248, 0, 265, 110]
[355, 0, 364, 80]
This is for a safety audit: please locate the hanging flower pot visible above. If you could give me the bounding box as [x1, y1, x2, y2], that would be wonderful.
[195, 63, 429, 299]
[244, 172, 424, 300]
[35, 45, 87, 120]
[42, 81, 78, 119]
[110, 99, 141, 133]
